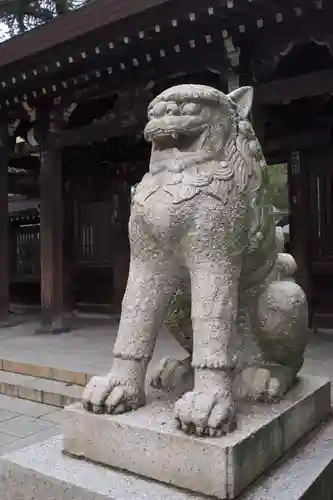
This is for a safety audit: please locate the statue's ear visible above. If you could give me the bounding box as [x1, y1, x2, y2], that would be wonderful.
[227, 86, 253, 119]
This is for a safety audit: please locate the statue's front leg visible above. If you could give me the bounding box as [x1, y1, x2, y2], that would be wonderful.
[83, 253, 175, 415]
[174, 256, 240, 437]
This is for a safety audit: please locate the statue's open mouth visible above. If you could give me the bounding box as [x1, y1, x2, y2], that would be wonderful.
[151, 132, 203, 153]
[144, 115, 206, 153]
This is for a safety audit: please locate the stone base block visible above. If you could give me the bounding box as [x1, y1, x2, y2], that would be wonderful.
[0, 436, 203, 500]
[63, 375, 330, 499]
[2, 419, 333, 500]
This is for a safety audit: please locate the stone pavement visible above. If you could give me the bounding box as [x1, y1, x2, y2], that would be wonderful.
[0, 315, 333, 385]
[302, 330, 333, 388]
[0, 314, 187, 376]
[0, 394, 63, 457]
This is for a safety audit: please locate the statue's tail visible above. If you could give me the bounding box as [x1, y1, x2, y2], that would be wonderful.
[276, 253, 297, 280]
[275, 227, 297, 280]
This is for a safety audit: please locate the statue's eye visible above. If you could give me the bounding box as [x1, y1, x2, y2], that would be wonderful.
[181, 102, 200, 115]
[149, 101, 167, 118]
[166, 102, 180, 115]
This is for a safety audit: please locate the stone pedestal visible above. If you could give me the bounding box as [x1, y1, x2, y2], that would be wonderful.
[62, 376, 330, 499]
[0, 376, 331, 500]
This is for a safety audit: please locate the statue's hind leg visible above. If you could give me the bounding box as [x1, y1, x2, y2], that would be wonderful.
[239, 280, 309, 402]
[151, 279, 194, 391]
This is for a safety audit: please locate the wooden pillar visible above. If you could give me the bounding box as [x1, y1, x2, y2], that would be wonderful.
[289, 149, 312, 328]
[0, 125, 9, 323]
[112, 180, 131, 314]
[38, 120, 68, 333]
[63, 187, 75, 314]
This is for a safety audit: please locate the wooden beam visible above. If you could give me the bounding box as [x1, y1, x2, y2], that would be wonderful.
[6, 34, 229, 118]
[264, 128, 331, 154]
[10, 119, 143, 160]
[255, 69, 333, 105]
[0, 125, 9, 323]
[53, 120, 142, 149]
[250, 7, 333, 68]
[38, 145, 68, 333]
[9, 106, 332, 166]
[0, 0, 231, 73]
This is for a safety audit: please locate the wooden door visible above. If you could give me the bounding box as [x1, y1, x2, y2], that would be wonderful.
[72, 183, 130, 312]
[289, 151, 311, 309]
[73, 199, 115, 310]
[297, 147, 333, 329]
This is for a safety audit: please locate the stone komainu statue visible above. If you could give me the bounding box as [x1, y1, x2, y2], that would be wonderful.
[83, 85, 309, 437]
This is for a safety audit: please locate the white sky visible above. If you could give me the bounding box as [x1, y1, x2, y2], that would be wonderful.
[0, 23, 10, 41]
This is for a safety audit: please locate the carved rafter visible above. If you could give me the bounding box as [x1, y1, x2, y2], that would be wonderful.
[7, 96, 83, 155]
[248, 8, 333, 81]
[256, 68, 333, 104]
[98, 87, 154, 128]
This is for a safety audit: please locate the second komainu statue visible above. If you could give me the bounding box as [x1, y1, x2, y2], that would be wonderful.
[82, 84, 309, 437]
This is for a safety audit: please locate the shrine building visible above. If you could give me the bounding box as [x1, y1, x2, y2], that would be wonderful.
[0, 0, 331, 331]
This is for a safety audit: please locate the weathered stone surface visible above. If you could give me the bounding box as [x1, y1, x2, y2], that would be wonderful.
[0, 436, 205, 500]
[64, 376, 330, 499]
[241, 419, 333, 500]
[83, 84, 309, 439]
[2, 416, 333, 500]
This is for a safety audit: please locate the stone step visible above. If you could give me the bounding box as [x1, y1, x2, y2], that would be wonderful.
[0, 358, 94, 386]
[240, 418, 333, 500]
[0, 370, 83, 408]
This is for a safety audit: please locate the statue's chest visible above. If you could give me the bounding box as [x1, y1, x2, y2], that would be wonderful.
[134, 170, 210, 208]
[132, 178, 197, 244]
[132, 169, 242, 243]
[134, 162, 235, 209]
[137, 191, 189, 241]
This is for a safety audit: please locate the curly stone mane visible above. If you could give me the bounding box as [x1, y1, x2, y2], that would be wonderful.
[223, 100, 272, 252]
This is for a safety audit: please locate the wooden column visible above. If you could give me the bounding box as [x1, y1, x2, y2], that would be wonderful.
[288, 150, 311, 322]
[0, 125, 9, 324]
[112, 180, 130, 314]
[38, 126, 68, 333]
[63, 187, 75, 315]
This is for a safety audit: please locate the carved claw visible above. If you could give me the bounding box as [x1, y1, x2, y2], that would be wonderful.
[238, 366, 294, 403]
[82, 373, 146, 415]
[150, 356, 193, 391]
[82, 375, 112, 413]
[174, 391, 236, 437]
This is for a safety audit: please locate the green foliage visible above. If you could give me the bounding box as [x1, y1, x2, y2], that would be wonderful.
[267, 163, 289, 213]
[0, 0, 90, 36]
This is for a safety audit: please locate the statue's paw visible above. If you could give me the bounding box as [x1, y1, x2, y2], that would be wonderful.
[238, 366, 294, 403]
[150, 356, 193, 390]
[82, 374, 145, 415]
[174, 391, 236, 437]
